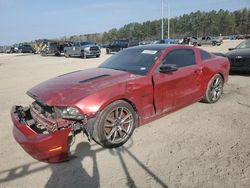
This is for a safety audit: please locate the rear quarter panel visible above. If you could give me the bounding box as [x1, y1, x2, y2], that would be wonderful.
[198, 54, 230, 93]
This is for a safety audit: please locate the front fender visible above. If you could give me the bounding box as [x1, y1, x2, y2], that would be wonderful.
[75, 76, 154, 125]
[75, 83, 127, 116]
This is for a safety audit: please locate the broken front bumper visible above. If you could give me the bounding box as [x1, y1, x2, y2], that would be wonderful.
[11, 106, 71, 163]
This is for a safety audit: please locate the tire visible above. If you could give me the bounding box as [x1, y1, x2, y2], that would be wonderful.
[212, 42, 216, 46]
[92, 100, 137, 148]
[80, 51, 86, 59]
[193, 42, 197, 46]
[202, 74, 224, 103]
[96, 54, 100, 58]
[106, 48, 110, 54]
[41, 52, 47, 56]
[64, 51, 69, 58]
[55, 51, 61, 56]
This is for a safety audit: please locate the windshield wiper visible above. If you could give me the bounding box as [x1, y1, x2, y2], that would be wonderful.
[99, 66, 131, 73]
[111, 68, 129, 72]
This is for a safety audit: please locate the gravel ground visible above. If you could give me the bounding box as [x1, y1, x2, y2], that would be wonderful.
[0, 40, 249, 188]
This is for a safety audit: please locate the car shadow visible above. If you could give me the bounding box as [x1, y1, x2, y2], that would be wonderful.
[109, 146, 169, 188]
[0, 161, 49, 184]
[109, 138, 168, 188]
[45, 142, 102, 188]
[64, 56, 100, 59]
[0, 140, 169, 188]
[40, 54, 64, 57]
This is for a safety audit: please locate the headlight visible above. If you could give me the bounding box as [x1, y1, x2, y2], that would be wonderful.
[54, 107, 84, 120]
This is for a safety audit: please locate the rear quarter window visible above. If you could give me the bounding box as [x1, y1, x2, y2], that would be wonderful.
[162, 49, 196, 68]
[200, 50, 212, 61]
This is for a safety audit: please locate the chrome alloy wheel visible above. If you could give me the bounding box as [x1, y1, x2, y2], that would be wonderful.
[104, 107, 134, 144]
[209, 76, 223, 101]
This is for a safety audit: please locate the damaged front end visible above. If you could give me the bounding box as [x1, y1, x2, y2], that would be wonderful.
[11, 101, 90, 163]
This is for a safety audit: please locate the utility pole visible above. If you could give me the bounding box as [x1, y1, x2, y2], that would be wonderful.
[167, 1, 170, 39]
[161, 0, 164, 40]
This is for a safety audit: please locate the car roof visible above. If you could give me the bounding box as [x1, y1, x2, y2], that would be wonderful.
[127, 44, 176, 51]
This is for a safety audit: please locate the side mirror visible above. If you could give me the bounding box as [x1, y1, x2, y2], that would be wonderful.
[228, 48, 235, 51]
[159, 64, 178, 73]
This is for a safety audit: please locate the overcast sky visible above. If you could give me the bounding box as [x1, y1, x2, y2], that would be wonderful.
[0, 0, 249, 45]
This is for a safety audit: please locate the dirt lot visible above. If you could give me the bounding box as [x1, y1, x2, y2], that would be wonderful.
[0, 40, 249, 188]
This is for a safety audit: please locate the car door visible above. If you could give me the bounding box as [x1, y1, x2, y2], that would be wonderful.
[201, 37, 206, 45]
[153, 48, 202, 114]
[75, 42, 81, 55]
[70, 42, 77, 55]
[111, 41, 120, 52]
[206, 36, 211, 45]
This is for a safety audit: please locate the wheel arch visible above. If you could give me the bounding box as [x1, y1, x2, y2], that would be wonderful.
[100, 98, 140, 127]
[202, 72, 224, 95]
[217, 72, 225, 83]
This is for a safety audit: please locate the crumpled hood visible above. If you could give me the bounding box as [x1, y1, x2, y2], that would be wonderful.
[27, 68, 137, 106]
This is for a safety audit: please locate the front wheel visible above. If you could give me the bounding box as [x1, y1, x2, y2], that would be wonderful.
[92, 100, 137, 148]
[202, 74, 224, 103]
[41, 51, 47, 56]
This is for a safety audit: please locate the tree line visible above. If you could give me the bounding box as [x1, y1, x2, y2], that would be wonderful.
[62, 8, 250, 44]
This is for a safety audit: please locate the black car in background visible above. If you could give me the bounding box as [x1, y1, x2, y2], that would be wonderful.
[226, 39, 250, 72]
[106, 39, 129, 54]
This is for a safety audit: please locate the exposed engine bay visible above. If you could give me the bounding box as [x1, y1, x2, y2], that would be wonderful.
[16, 101, 91, 142]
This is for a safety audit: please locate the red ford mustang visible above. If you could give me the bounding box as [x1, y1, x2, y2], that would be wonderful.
[11, 45, 230, 163]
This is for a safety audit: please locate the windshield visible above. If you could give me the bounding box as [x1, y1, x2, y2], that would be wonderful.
[80, 42, 92, 46]
[99, 48, 161, 75]
[49, 43, 58, 47]
[23, 44, 31, 47]
[235, 39, 250, 49]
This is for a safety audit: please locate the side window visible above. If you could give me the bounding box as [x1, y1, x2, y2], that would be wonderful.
[161, 49, 196, 68]
[200, 50, 212, 61]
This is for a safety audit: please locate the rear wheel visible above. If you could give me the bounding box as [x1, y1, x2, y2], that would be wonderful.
[202, 74, 224, 103]
[64, 51, 69, 58]
[80, 51, 86, 59]
[212, 41, 216, 46]
[92, 100, 136, 148]
[106, 48, 110, 54]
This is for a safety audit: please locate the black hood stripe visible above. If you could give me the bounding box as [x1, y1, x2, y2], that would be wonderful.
[79, 74, 110, 83]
